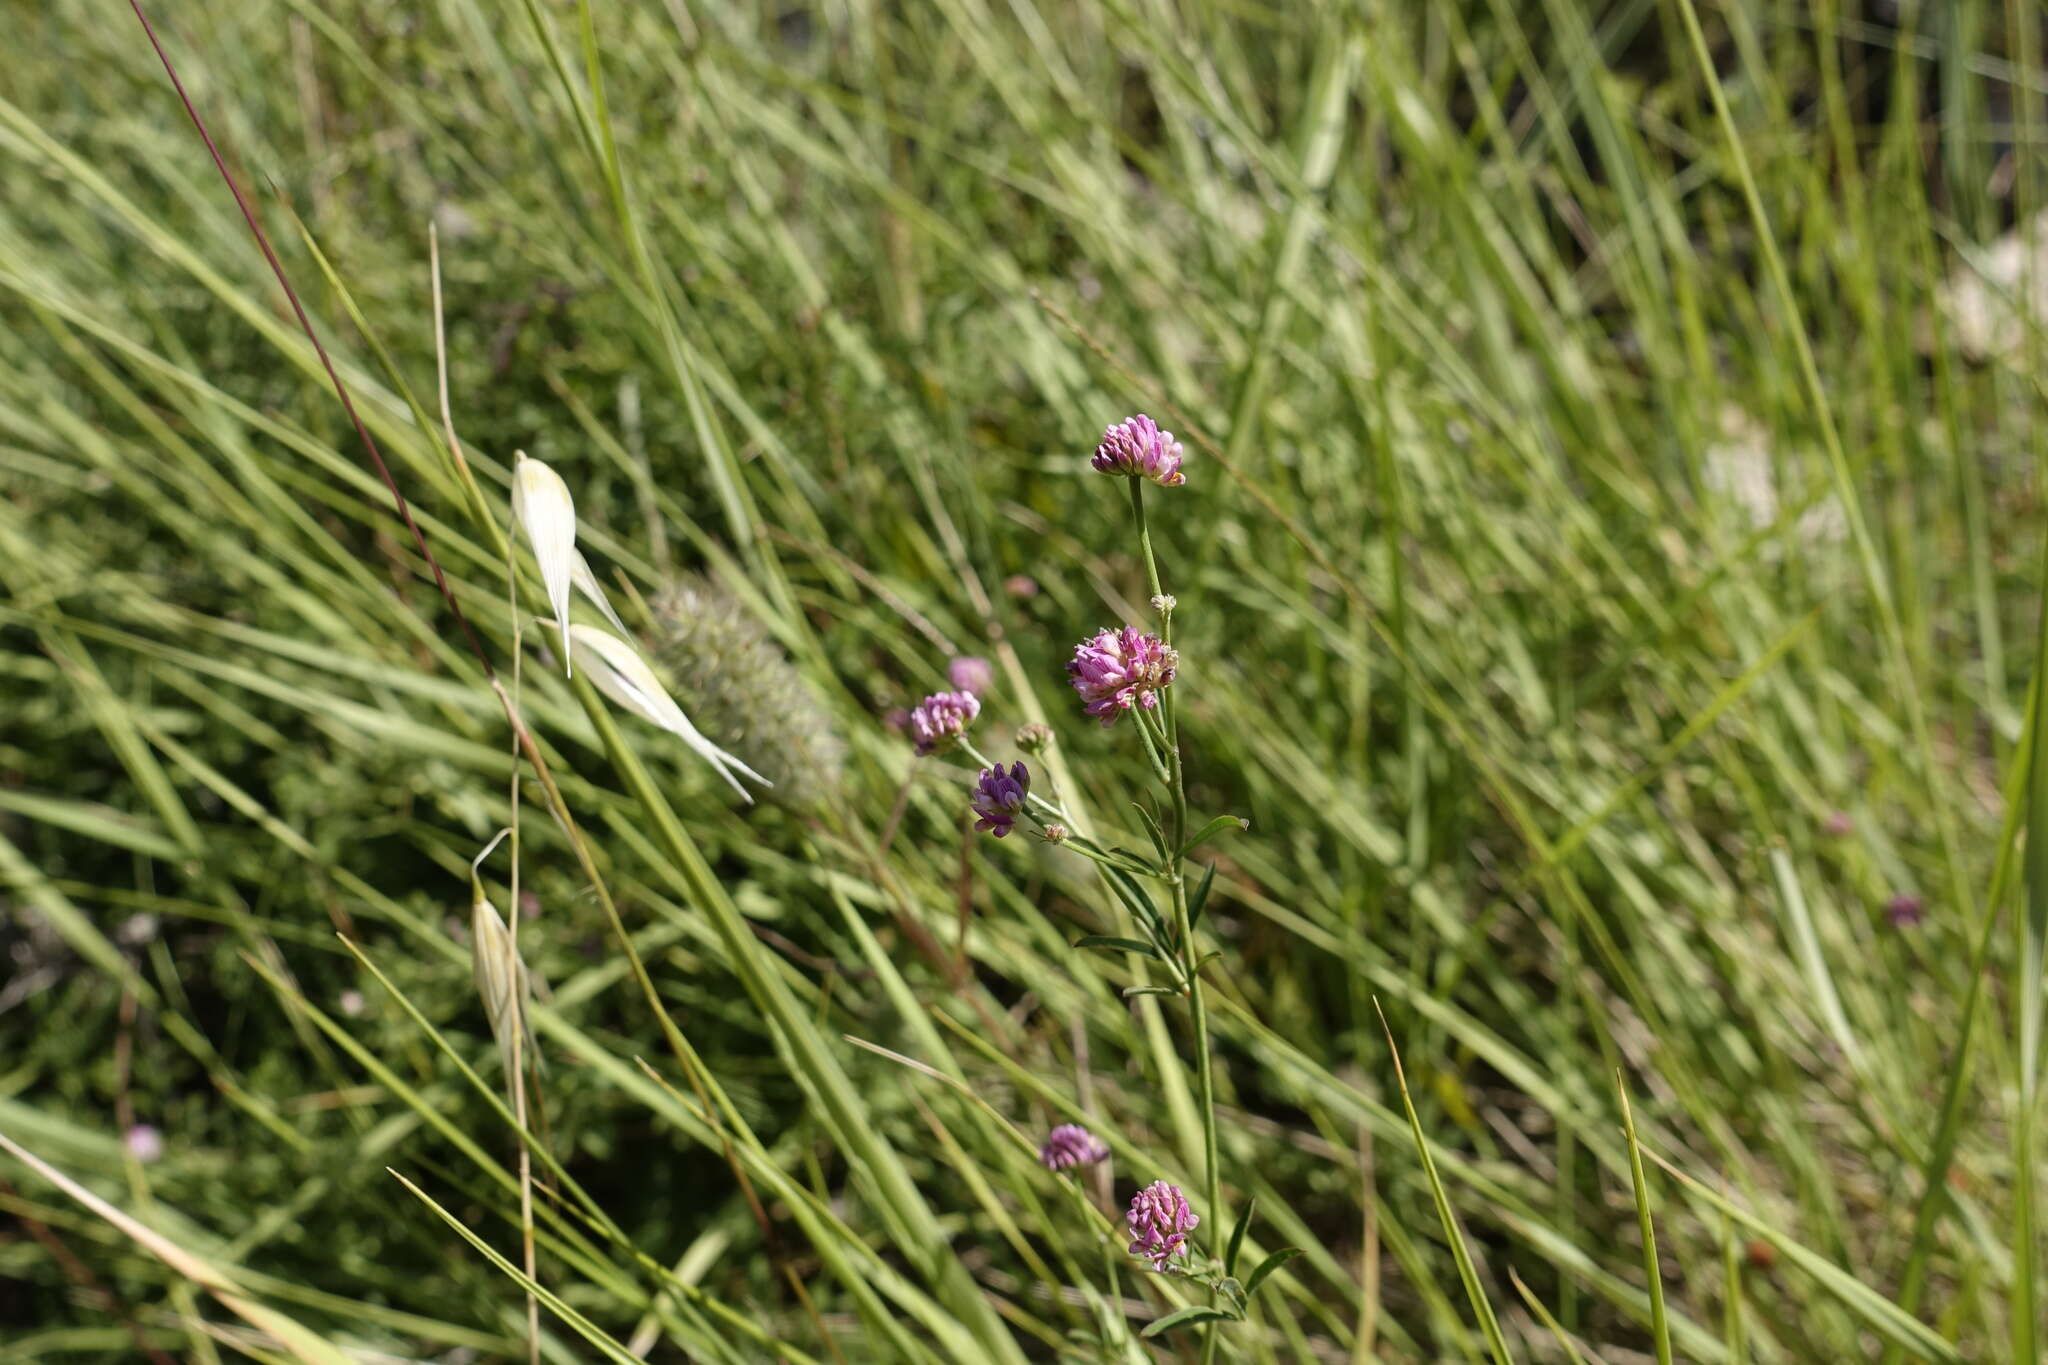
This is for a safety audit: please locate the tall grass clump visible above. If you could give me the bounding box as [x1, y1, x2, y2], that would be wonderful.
[1, 0, 2045, 1361]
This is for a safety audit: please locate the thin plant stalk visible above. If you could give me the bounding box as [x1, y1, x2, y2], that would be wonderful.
[1130, 478, 1223, 1358]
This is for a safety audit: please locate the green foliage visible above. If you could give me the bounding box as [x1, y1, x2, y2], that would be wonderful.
[0, 0, 2043, 1361]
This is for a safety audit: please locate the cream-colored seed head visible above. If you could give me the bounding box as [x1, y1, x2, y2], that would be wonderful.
[563, 622, 770, 802]
[470, 887, 531, 1079]
[511, 452, 578, 677]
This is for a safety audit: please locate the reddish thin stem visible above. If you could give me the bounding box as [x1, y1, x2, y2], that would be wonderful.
[127, 0, 495, 681]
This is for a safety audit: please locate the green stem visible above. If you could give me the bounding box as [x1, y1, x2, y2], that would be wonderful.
[1130, 478, 1164, 608]
[1130, 478, 1222, 1361]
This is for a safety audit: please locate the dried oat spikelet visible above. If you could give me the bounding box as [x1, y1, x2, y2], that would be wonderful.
[510, 451, 627, 675]
[563, 621, 770, 802]
[647, 575, 846, 809]
[468, 836, 534, 1078]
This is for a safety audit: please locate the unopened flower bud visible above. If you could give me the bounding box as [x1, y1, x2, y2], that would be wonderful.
[1016, 722, 1054, 754]
[1150, 594, 1176, 614]
[1041, 823, 1068, 845]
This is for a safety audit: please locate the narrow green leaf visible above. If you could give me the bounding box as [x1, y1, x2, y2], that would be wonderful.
[1617, 1077, 1674, 1365]
[1140, 1306, 1237, 1338]
[1188, 860, 1218, 934]
[1641, 1145, 1963, 1363]
[1074, 935, 1162, 961]
[1375, 1001, 1515, 1365]
[1225, 1195, 1257, 1276]
[1177, 814, 1248, 859]
[1131, 801, 1170, 862]
[1241, 1247, 1303, 1298]
[1507, 1269, 1591, 1365]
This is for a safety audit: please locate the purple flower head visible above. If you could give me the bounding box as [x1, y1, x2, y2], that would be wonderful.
[1039, 1123, 1110, 1171]
[970, 762, 1030, 837]
[124, 1125, 164, 1164]
[908, 690, 980, 755]
[1067, 627, 1178, 725]
[1822, 810, 1853, 837]
[1126, 1180, 1199, 1271]
[948, 656, 995, 696]
[1093, 414, 1187, 487]
[1886, 893, 1926, 927]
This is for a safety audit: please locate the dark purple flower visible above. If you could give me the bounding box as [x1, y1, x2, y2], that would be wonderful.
[970, 762, 1030, 837]
[1067, 627, 1177, 725]
[1093, 414, 1186, 487]
[948, 656, 995, 695]
[1886, 893, 1925, 927]
[1126, 1180, 1199, 1271]
[1039, 1123, 1109, 1171]
[908, 690, 980, 755]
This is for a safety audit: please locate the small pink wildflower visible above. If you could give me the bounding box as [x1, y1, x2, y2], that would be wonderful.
[1067, 627, 1177, 725]
[1126, 1180, 1199, 1270]
[1039, 1123, 1109, 1171]
[124, 1125, 164, 1163]
[1093, 414, 1186, 487]
[908, 691, 980, 755]
[948, 656, 995, 695]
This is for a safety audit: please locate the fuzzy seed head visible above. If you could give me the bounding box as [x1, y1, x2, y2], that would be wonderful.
[647, 577, 847, 809]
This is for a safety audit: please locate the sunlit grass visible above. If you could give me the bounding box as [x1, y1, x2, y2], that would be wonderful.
[1, 1, 2043, 1360]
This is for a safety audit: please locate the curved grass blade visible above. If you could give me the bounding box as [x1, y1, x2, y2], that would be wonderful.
[1375, 1000, 1514, 1365]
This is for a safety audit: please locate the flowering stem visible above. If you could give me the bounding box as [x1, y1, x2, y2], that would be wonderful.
[1129, 477, 1164, 608]
[1129, 478, 1223, 1358]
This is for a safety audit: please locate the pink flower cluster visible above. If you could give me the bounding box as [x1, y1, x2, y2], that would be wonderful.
[1038, 1123, 1109, 1171]
[948, 656, 994, 695]
[1126, 1180, 1199, 1271]
[908, 690, 980, 755]
[1092, 414, 1186, 487]
[1067, 627, 1177, 725]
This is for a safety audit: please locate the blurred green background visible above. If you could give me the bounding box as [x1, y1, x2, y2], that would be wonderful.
[3, 0, 2046, 1360]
